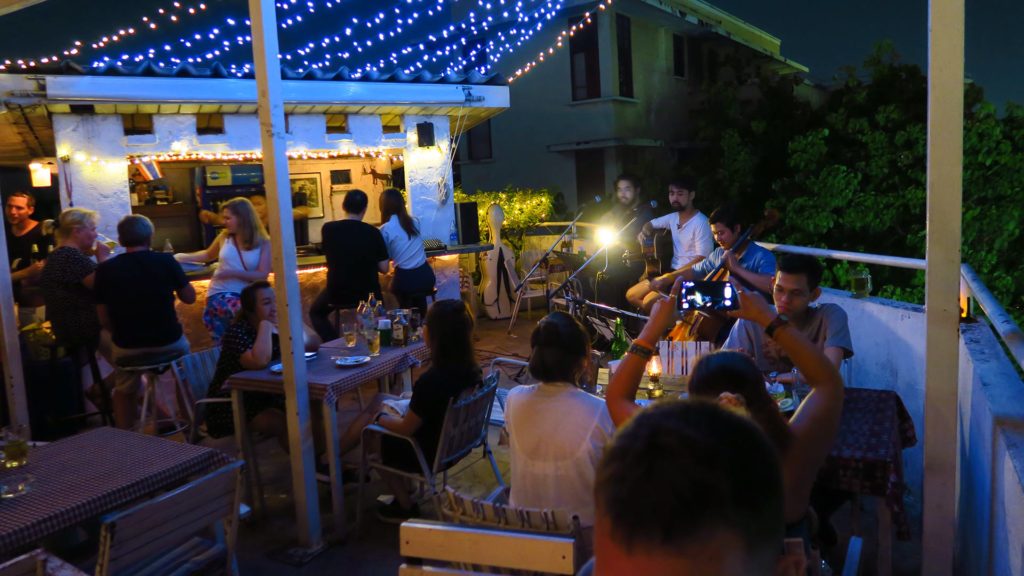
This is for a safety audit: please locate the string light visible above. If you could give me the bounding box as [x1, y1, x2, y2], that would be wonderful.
[126, 148, 404, 164]
[0, 1, 212, 71]
[508, 0, 611, 82]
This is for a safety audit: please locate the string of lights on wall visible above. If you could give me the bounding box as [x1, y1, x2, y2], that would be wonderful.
[126, 148, 404, 164]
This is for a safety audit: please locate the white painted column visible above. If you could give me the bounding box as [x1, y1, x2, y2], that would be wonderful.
[52, 114, 131, 240]
[0, 217, 28, 430]
[403, 115, 455, 242]
[922, 0, 964, 573]
[248, 0, 322, 549]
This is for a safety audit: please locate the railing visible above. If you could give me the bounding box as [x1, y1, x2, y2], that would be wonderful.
[760, 242, 1024, 373]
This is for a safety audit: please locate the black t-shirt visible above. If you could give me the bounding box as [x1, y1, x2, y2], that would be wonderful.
[94, 250, 189, 349]
[321, 219, 389, 309]
[5, 222, 47, 270]
[408, 365, 483, 461]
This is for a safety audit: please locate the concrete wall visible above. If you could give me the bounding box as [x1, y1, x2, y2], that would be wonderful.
[817, 288, 1024, 574]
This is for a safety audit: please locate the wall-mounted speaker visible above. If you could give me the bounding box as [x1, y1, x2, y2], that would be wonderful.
[416, 122, 436, 148]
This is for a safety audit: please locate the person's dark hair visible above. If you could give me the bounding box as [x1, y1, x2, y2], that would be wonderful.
[237, 280, 273, 328]
[342, 189, 369, 215]
[667, 176, 698, 193]
[688, 351, 793, 454]
[528, 312, 590, 384]
[7, 191, 36, 209]
[614, 174, 641, 190]
[777, 253, 824, 291]
[595, 401, 784, 572]
[708, 204, 742, 231]
[116, 214, 155, 248]
[425, 299, 478, 374]
[379, 188, 418, 239]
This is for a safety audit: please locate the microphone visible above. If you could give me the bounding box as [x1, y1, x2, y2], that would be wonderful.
[580, 195, 602, 208]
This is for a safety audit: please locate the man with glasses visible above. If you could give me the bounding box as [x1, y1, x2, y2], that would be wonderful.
[723, 253, 853, 380]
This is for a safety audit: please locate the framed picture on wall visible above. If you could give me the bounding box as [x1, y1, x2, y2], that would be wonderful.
[290, 173, 324, 219]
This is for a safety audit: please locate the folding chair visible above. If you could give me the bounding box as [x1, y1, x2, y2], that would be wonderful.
[357, 373, 505, 528]
[94, 460, 243, 576]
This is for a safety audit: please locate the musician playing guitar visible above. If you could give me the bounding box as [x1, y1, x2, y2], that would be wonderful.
[630, 204, 776, 315]
[625, 177, 713, 312]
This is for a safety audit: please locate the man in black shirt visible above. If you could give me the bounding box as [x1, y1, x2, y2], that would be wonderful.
[4, 191, 49, 325]
[309, 189, 389, 341]
[95, 214, 196, 428]
[595, 175, 654, 309]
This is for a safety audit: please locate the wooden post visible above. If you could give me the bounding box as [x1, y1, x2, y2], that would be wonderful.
[247, 0, 322, 549]
[0, 193, 29, 430]
[922, 0, 964, 573]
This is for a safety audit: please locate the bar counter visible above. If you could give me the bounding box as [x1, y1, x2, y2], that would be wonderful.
[174, 243, 492, 350]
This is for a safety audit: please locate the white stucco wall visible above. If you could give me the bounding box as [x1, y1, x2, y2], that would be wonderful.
[403, 114, 455, 242]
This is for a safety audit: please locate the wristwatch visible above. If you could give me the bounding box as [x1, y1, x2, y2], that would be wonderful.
[764, 314, 790, 338]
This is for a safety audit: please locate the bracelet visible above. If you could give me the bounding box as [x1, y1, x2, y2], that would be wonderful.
[627, 341, 655, 360]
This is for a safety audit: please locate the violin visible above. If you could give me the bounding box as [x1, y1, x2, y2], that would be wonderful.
[668, 209, 780, 343]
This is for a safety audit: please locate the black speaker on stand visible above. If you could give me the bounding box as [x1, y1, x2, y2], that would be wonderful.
[454, 202, 480, 245]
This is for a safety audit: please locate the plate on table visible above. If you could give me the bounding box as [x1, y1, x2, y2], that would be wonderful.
[335, 356, 371, 368]
[778, 398, 796, 412]
[0, 472, 34, 499]
[268, 353, 318, 374]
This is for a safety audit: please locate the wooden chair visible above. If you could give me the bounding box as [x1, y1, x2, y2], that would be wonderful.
[357, 373, 505, 528]
[441, 486, 587, 571]
[399, 519, 576, 576]
[0, 549, 87, 576]
[93, 460, 243, 576]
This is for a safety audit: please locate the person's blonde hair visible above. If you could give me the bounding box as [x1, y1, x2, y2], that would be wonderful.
[221, 197, 269, 250]
[55, 207, 98, 241]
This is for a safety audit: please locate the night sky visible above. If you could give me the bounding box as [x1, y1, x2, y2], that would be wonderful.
[0, 0, 1020, 108]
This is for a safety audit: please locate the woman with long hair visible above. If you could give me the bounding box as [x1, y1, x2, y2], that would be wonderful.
[203, 281, 320, 444]
[340, 299, 480, 521]
[176, 197, 271, 344]
[505, 311, 613, 541]
[378, 188, 436, 314]
[605, 278, 844, 531]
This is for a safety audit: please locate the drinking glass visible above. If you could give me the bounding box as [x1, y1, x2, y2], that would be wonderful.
[2, 425, 29, 469]
[365, 329, 381, 356]
[342, 322, 359, 347]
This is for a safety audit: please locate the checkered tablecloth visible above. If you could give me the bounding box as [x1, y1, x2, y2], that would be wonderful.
[819, 387, 918, 540]
[227, 341, 430, 406]
[0, 427, 233, 557]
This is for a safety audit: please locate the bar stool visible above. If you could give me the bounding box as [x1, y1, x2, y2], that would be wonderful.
[115, 350, 190, 437]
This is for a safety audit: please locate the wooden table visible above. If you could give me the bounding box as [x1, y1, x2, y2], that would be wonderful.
[0, 427, 232, 558]
[225, 338, 430, 539]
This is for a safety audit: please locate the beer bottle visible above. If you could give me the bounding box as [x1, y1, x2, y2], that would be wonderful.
[610, 318, 629, 360]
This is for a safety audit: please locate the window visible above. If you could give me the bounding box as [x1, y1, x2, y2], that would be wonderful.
[688, 38, 705, 84]
[569, 16, 600, 101]
[673, 34, 687, 78]
[467, 120, 492, 161]
[326, 113, 348, 134]
[382, 114, 403, 134]
[196, 113, 224, 135]
[122, 113, 154, 136]
[616, 14, 634, 98]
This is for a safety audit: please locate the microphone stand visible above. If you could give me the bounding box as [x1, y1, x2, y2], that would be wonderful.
[506, 207, 592, 335]
[550, 215, 640, 299]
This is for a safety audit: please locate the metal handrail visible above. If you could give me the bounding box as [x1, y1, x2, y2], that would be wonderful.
[759, 242, 1024, 373]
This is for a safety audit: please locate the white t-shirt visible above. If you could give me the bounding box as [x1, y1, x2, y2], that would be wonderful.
[648, 210, 714, 270]
[208, 235, 264, 296]
[380, 214, 427, 270]
[505, 383, 615, 527]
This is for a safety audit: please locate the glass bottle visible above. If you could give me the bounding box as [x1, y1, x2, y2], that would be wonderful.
[392, 310, 407, 347]
[29, 244, 41, 263]
[609, 318, 629, 360]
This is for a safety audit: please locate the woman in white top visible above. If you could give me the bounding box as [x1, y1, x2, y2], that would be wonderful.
[176, 197, 271, 344]
[505, 311, 614, 534]
[378, 188, 435, 314]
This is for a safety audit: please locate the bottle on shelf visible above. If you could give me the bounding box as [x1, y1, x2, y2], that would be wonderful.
[609, 318, 629, 361]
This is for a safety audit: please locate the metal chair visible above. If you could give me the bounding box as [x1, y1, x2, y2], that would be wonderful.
[357, 372, 505, 529]
[94, 460, 243, 576]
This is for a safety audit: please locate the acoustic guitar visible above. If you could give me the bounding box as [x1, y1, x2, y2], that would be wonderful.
[621, 229, 667, 282]
[668, 209, 780, 343]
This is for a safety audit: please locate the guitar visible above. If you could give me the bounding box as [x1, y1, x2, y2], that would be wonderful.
[668, 209, 780, 343]
[621, 229, 667, 282]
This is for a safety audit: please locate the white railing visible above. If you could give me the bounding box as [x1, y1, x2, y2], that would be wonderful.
[760, 242, 1024, 373]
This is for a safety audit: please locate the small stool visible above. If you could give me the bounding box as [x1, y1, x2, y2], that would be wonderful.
[115, 350, 189, 437]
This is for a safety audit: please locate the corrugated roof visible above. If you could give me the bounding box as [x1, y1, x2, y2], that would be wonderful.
[2, 59, 507, 85]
